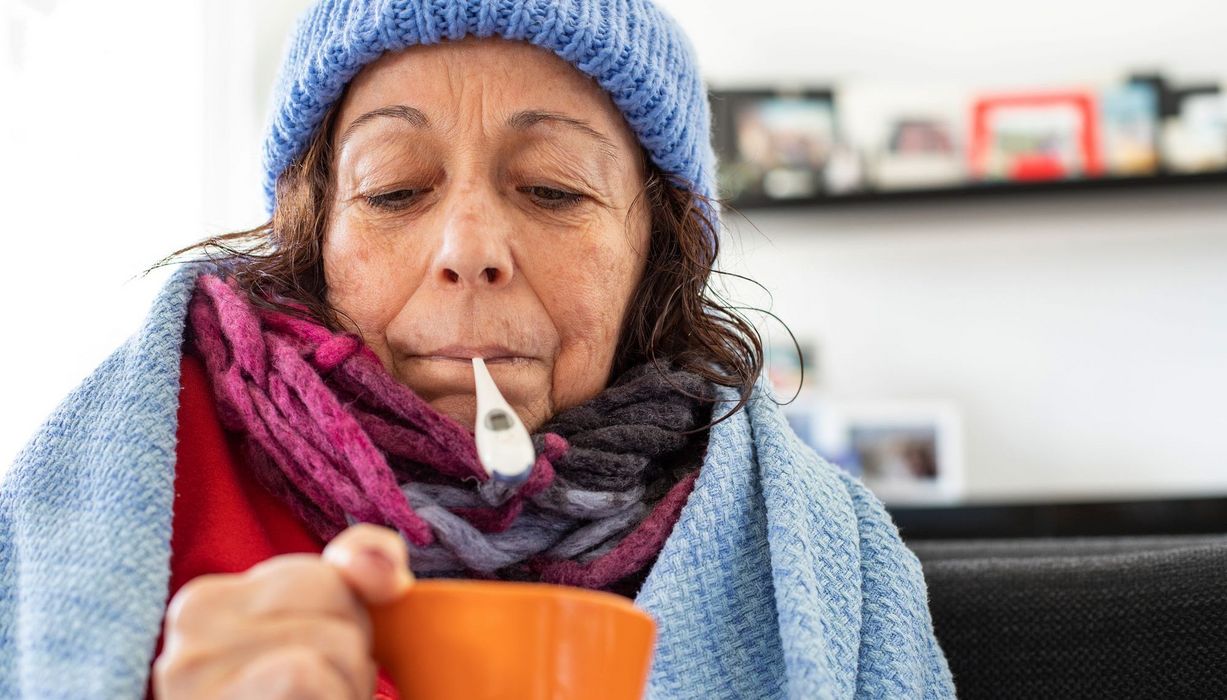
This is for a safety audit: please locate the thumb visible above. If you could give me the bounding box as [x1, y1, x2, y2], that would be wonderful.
[322, 523, 415, 605]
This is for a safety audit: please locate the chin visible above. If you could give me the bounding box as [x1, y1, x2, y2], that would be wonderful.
[427, 394, 478, 432]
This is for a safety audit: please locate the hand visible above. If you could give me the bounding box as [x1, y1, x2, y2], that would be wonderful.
[152, 523, 414, 699]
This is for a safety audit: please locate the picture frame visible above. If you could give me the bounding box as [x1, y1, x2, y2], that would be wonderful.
[1099, 82, 1160, 176]
[710, 87, 857, 206]
[1161, 85, 1227, 174]
[969, 90, 1104, 182]
[837, 82, 969, 192]
[805, 399, 966, 506]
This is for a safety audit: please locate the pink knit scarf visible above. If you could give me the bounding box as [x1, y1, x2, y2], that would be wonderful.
[185, 272, 702, 590]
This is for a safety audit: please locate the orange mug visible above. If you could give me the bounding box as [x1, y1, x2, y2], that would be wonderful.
[367, 579, 657, 700]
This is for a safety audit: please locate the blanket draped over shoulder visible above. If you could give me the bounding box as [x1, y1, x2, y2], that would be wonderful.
[0, 262, 955, 699]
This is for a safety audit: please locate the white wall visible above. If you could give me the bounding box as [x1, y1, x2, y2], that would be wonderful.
[657, 0, 1227, 502]
[0, 0, 305, 473]
[3, 0, 1225, 503]
[657, 0, 1226, 87]
[720, 191, 1227, 502]
[1, 0, 205, 472]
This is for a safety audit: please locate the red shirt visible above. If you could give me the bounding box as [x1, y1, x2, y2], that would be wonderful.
[145, 350, 399, 699]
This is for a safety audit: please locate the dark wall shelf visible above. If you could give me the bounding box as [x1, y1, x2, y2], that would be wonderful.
[727, 170, 1227, 210]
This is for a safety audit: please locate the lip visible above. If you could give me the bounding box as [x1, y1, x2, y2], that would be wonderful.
[411, 345, 533, 363]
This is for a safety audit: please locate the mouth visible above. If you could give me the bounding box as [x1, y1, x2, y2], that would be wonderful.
[410, 345, 534, 365]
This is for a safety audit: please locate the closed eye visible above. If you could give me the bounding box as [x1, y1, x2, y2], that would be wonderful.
[520, 185, 584, 210]
[365, 189, 427, 211]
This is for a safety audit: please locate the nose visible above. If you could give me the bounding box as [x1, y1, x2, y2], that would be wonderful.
[431, 186, 514, 290]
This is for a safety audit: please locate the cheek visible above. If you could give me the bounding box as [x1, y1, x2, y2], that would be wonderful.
[322, 219, 419, 360]
[542, 223, 646, 411]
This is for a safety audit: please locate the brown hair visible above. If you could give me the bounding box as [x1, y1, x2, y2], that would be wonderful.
[150, 101, 766, 422]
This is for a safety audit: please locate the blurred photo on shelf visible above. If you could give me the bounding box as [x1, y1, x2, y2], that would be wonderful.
[811, 400, 965, 505]
[764, 337, 825, 451]
[763, 336, 818, 398]
[970, 90, 1104, 182]
[1162, 85, 1227, 174]
[1099, 82, 1160, 176]
[875, 118, 963, 189]
[712, 89, 851, 204]
[838, 83, 968, 192]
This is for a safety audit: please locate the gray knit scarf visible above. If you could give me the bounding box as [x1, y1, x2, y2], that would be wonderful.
[375, 362, 713, 588]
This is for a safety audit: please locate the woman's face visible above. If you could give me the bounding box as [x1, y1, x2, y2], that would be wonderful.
[324, 37, 650, 432]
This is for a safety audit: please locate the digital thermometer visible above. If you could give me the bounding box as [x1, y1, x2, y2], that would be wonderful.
[472, 357, 536, 485]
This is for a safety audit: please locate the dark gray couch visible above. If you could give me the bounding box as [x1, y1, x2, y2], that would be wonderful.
[911, 535, 1227, 699]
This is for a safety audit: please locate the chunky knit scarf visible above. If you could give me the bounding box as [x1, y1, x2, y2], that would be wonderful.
[184, 273, 711, 591]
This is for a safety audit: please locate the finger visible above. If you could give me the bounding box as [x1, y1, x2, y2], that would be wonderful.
[158, 596, 377, 699]
[321, 523, 415, 605]
[242, 555, 369, 633]
[217, 645, 362, 700]
[219, 615, 377, 699]
[166, 573, 244, 637]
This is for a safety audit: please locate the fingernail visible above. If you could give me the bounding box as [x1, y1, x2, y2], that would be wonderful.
[359, 547, 395, 575]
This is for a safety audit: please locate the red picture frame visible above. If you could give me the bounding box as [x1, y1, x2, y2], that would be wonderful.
[970, 92, 1104, 181]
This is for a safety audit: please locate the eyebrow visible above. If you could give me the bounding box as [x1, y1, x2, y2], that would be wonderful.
[506, 109, 620, 164]
[337, 105, 430, 150]
[336, 105, 620, 165]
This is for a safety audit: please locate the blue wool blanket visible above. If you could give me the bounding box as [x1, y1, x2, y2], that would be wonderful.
[0, 262, 954, 699]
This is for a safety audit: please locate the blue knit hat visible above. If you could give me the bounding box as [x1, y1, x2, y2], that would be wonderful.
[261, 0, 719, 225]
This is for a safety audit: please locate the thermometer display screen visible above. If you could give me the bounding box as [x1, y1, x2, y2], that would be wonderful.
[485, 410, 513, 431]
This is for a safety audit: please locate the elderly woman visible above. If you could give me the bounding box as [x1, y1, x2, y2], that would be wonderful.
[0, 1, 953, 699]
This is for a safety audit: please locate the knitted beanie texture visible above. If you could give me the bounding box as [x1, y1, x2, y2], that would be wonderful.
[261, 0, 719, 223]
